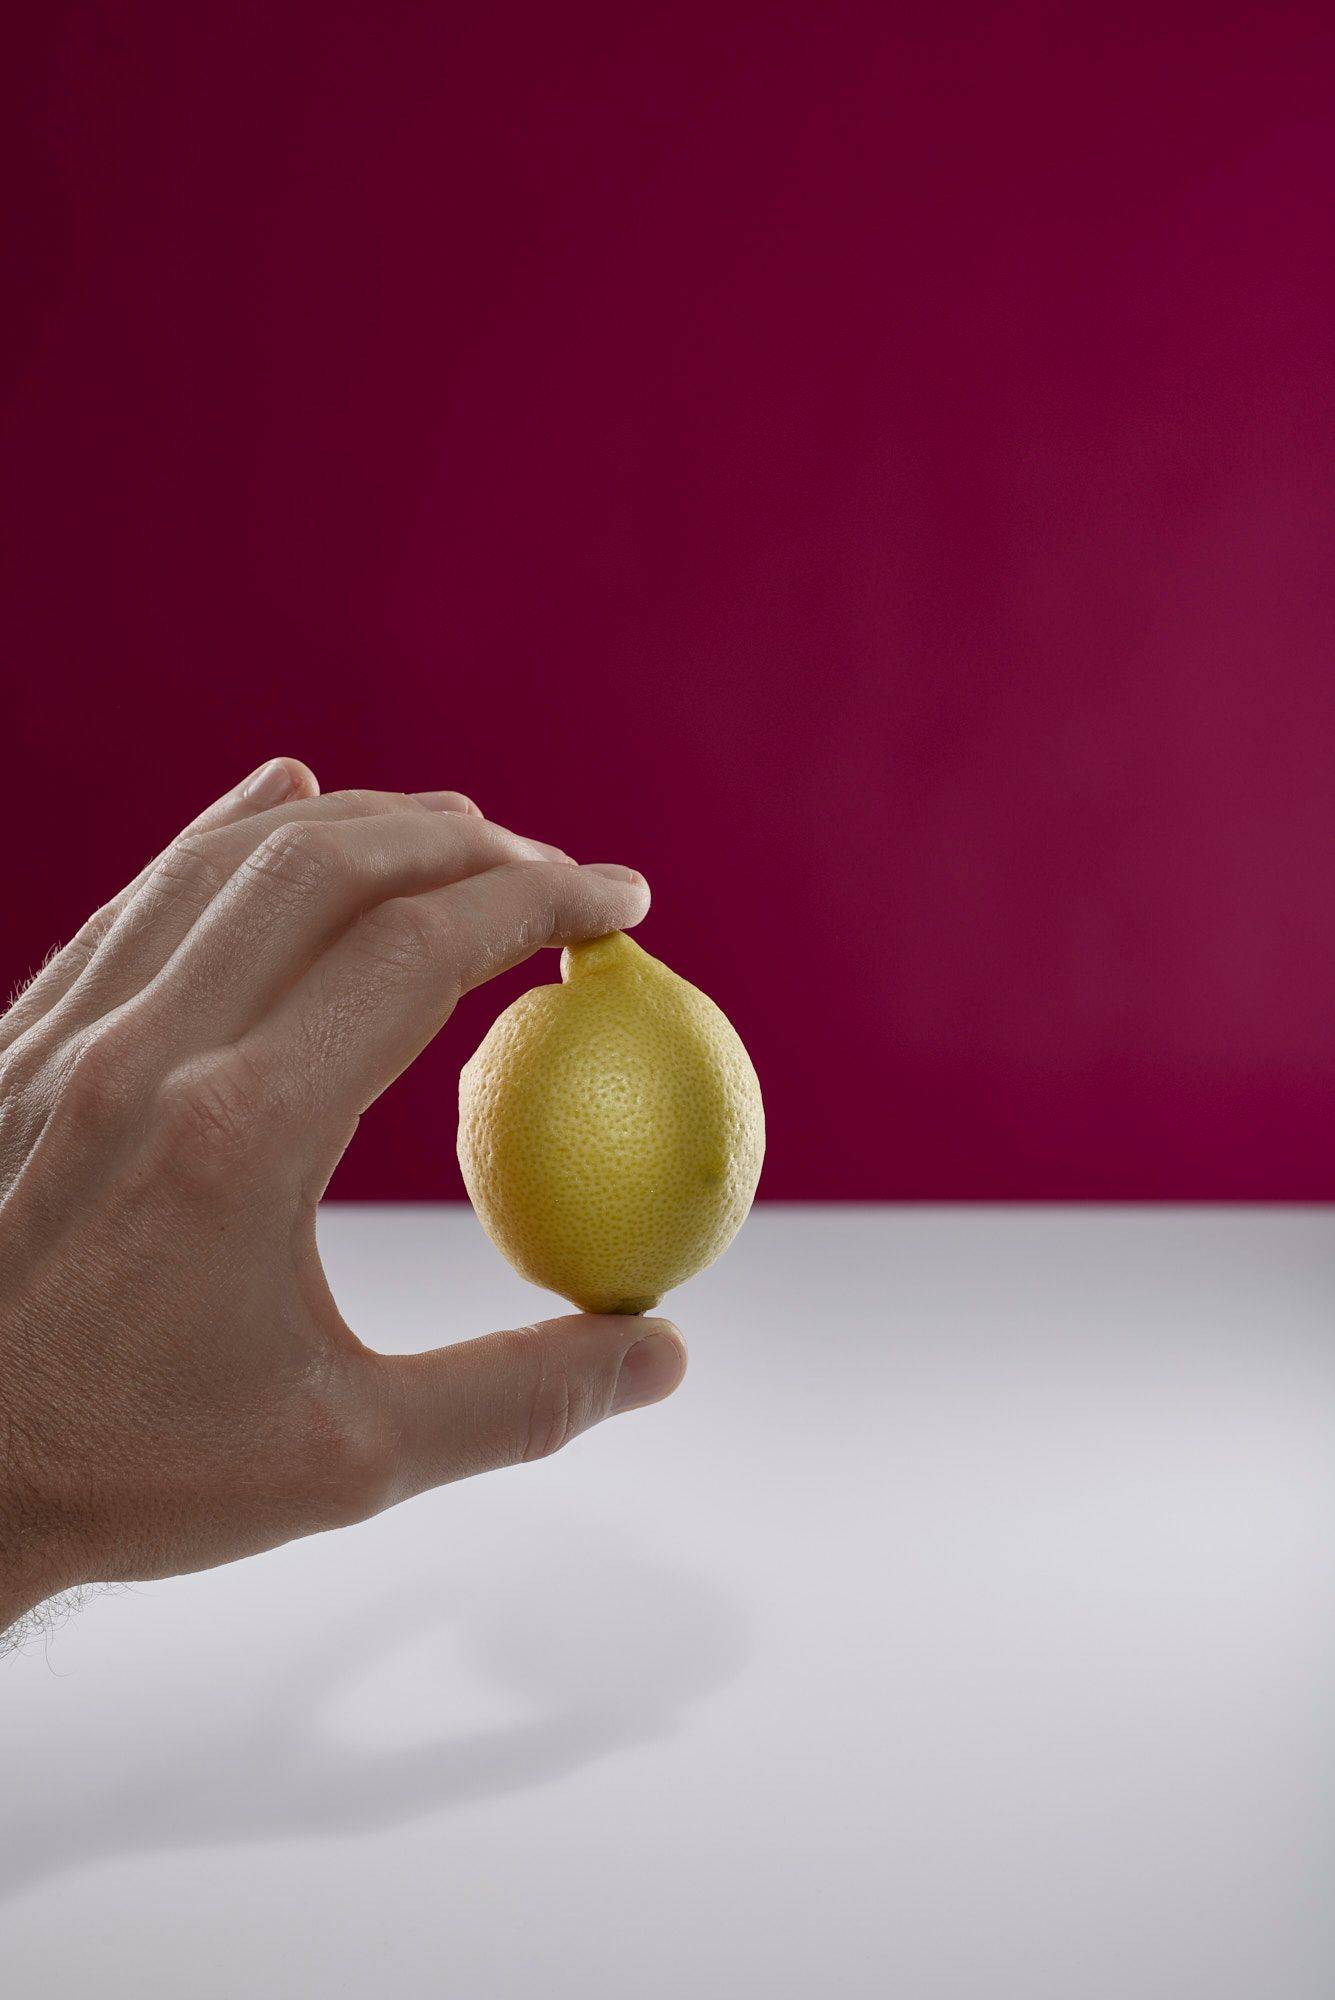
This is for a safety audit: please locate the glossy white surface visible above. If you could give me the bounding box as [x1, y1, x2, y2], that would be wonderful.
[3, 1205, 1334, 1997]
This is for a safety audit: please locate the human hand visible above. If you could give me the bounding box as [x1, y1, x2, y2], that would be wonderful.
[0, 758, 686, 1635]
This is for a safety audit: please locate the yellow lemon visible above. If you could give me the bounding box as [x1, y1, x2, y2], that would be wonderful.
[457, 931, 765, 1314]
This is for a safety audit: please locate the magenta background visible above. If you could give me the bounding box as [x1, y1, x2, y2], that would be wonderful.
[4, 4, 1333, 1200]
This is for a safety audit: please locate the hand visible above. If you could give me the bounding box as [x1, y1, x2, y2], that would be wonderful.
[0, 758, 686, 1636]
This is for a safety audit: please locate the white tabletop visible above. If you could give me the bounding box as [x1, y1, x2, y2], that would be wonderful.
[3, 1204, 1333, 1998]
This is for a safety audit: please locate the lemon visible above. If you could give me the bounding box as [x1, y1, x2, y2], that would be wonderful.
[457, 931, 765, 1313]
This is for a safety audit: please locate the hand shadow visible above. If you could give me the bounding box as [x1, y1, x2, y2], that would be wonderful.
[0, 1523, 752, 1903]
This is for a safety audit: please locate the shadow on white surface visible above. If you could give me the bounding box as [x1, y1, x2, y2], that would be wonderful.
[0, 1530, 751, 1902]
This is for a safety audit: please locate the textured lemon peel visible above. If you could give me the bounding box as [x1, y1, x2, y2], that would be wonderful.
[457, 931, 765, 1314]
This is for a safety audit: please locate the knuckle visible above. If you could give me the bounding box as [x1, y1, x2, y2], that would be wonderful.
[60, 1025, 139, 1124]
[149, 832, 231, 912]
[244, 820, 348, 898]
[348, 896, 443, 978]
[511, 876, 558, 957]
[64, 908, 115, 971]
[518, 1336, 577, 1463]
[152, 1051, 269, 1176]
[30, 907, 119, 997]
[326, 787, 402, 817]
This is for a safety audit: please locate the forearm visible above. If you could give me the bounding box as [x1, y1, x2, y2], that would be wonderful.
[0, 1566, 44, 1642]
[0, 1494, 60, 1640]
[1, 1590, 37, 1641]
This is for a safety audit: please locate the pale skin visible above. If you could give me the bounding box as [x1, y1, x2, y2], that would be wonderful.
[0, 757, 686, 1643]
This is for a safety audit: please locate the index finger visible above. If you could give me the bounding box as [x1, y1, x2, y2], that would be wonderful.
[243, 858, 651, 1145]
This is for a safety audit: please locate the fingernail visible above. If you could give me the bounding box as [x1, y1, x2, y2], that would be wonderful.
[582, 863, 641, 884]
[241, 758, 297, 808]
[612, 1328, 685, 1413]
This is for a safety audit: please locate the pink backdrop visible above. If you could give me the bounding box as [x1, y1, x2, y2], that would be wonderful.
[5, 3, 1333, 1200]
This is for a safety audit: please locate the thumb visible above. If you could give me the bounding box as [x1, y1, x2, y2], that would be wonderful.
[374, 1313, 687, 1499]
